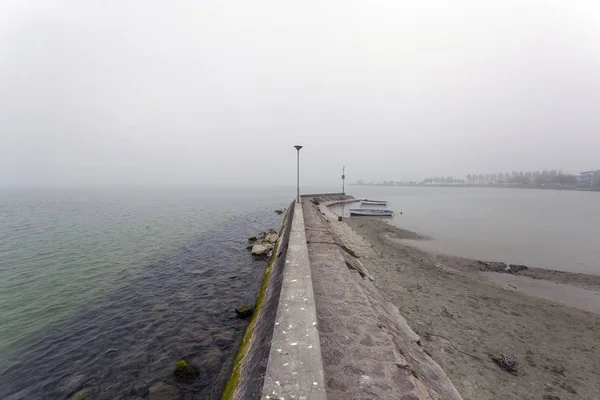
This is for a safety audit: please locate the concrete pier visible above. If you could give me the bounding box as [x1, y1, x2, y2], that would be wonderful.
[262, 203, 326, 399]
[225, 194, 461, 400]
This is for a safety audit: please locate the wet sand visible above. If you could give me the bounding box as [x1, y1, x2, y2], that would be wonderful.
[482, 272, 600, 314]
[337, 217, 600, 400]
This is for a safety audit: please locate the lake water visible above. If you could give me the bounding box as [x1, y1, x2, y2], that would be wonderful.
[3, 185, 598, 399]
[0, 185, 337, 399]
[335, 186, 600, 275]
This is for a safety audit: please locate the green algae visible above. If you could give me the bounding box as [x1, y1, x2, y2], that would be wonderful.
[221, 207, 291, 400]
[174, 359, 199, 383]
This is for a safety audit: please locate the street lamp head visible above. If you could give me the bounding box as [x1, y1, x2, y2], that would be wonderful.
[294, 145, 303, 151]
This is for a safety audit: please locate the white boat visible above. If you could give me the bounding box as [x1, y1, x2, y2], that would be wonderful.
[361, 199, 388, 205]
[349, 208, 394, 216]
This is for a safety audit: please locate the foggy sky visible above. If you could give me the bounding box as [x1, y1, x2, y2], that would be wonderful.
[2, 0, 599, 186]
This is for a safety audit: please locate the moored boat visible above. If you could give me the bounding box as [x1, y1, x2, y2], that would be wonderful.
[361, 199, 388, 205]
[349, 208, 394, 216]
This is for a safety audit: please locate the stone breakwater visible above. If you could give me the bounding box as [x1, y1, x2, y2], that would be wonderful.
[224, 194, 462, 399]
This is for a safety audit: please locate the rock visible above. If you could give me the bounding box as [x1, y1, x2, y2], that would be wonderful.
[235, 305, 253, 319]
[200, 348, 222, 373]
[148, 382, 175, 400]
[508, 264, 528, 274]
[248, 236, 258, 242]
[251, 244, 270, 256]
[152, 303, 169, 311]
[173, 360, 200, 383]
[246, 245, 253, 250]
[265, 232, 279, 243]
[477, 261, 508, 272]
[178, 293, 192, 301]
[57, 374, 87, 395]
[275, 209, 284, 215]
[213, 330, 234, 346]
[490, 353, 518, 375]
[196, 315, 211, 326]
[70, 388, 93, 400]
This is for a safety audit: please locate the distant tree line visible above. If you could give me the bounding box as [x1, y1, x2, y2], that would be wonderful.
[422, 177, 466, 184]
[421, 170, 578, 186]
[464, 170, 578, 185]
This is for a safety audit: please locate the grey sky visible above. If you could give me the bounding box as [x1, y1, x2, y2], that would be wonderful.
[2, 0, 599, 186]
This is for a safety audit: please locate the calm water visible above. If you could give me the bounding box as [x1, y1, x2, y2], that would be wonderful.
[336, 186, 600, 275]
[0, 185, 337, 399]
[4, 185, 598, 399]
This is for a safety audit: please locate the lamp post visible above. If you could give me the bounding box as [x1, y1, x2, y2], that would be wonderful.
[294, 145, 303, 203]
[342, 165, 346, 194]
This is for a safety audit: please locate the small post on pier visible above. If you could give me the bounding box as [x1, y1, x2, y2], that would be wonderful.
[342, 165, 346, 195]
[294, 145, 303, 203]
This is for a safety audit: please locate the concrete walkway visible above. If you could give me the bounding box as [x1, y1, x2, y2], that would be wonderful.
[304, 197, 462, 400]
[262, 203, 327, 400]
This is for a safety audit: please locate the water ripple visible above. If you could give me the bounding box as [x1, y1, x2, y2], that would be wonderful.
[0, 188, 290, 399]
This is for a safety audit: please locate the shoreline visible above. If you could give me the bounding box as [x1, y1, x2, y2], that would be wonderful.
[383, 227, 600, 293]
[319, 203, 600, 399]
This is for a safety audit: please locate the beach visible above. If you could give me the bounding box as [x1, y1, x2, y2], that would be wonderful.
[321, 203, 600, 399]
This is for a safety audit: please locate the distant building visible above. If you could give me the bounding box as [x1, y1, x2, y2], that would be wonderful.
[579, 170, 600, 188]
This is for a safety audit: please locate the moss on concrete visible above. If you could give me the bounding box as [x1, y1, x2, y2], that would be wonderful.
[221, 207, 291, 400]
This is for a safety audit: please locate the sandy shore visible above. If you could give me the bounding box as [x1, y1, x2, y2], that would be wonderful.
[335, 217, 600, 400]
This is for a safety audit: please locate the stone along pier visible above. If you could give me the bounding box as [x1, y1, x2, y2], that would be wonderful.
[224, 195, 461, 400]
